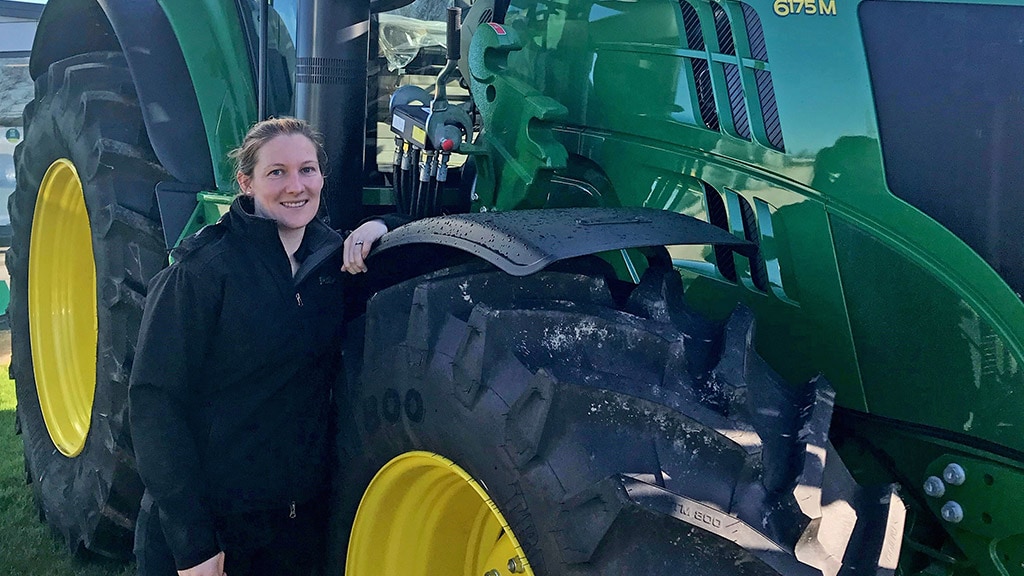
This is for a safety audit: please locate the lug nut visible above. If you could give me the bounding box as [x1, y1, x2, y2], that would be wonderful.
[943, 463, 966, 486]
[484, 571, 501, 576]
[923, 476, 946, 498]
[508, 556, 524, 573]
[941, 501, 964, 523]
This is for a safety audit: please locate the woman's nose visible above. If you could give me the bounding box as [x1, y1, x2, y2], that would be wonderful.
[284, 171, 303, 193]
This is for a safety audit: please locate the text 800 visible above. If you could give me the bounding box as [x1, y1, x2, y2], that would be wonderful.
[773, 0, 836, 16]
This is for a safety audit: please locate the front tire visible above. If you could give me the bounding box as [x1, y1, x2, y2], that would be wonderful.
[8, 51, 170, 558]
[335, 261, 906, 575]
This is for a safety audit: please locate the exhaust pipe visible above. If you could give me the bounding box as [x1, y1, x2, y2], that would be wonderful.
[295, 0, 370, 232]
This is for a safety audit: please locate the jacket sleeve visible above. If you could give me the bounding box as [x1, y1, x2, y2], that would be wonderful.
[129, 263, 221, 570]
[377, 212, 414, 232]
[355, 212, 414, 234]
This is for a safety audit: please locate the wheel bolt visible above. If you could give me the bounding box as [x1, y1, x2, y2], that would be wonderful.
[923, 476, 945, 498]
[483, 570, 501, 576]
[508, 556, 524, 573]
[943, 463, 966, 486]
[941, 501, 964, 523]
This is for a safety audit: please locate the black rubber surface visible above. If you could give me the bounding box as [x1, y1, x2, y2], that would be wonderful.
[9, 51, 169, 558]
[332, 260, 905, 575]
[370, 206, 755, 276]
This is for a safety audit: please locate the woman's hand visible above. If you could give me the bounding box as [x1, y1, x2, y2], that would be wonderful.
[178, 551, 225, 576]
[343, 219, 388, 274]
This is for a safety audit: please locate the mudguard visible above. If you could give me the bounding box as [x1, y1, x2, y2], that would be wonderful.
[371, 207, 755, 276]
[31, 0, 214, 186]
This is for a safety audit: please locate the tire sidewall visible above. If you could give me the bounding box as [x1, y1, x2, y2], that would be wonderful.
[10, 52, 162, 557]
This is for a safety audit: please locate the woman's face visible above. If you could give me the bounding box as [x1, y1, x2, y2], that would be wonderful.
[237, 133, 323, 231]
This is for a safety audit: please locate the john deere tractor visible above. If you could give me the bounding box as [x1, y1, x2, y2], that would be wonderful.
[10, 0, 1024, 574]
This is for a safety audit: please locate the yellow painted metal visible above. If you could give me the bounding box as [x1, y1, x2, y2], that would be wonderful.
[347, 451, 536, 576]
[29, 159, 98, 458]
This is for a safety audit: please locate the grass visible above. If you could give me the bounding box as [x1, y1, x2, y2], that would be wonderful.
[0, 347, 134, 576]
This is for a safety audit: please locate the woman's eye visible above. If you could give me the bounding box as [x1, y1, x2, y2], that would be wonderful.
[268, 169, 283, 177]
[301, 166, 318, 174]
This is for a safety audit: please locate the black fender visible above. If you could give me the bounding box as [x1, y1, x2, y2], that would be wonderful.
[370, 207, 755, 277]
[31, 0, 214, 186]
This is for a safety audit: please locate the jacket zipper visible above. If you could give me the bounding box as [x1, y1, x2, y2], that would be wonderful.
[295, 292, 303, 307]
[289, 501, 297, 519]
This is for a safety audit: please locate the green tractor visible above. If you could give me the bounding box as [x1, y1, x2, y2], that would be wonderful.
[10, 0, 1024, 574]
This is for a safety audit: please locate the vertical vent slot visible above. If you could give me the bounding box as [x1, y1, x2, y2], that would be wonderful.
[742, 1, 784, 151]
[680, 1, 720, 131]
[741, 2, 768, 61]
[681, 1, 706, 50]
[703, 181, 737, 282]
[693, 61, 720, 131]
[737, 194, 769, 292]
[723, 63, 752, 140]
[755, 70, 784, 150]
[675, 1, 785, 152]
[713, 2, 751, 141]
[711, 2, 736, 55]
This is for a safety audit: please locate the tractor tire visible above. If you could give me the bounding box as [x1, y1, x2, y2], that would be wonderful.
[334, 261, 906, 575]
[8, 51, 169, 558]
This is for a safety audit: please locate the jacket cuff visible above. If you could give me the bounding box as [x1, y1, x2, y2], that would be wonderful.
[157, 500, 220, 570]
[356, 213, 412, 234]
[173, 542, 221, 572]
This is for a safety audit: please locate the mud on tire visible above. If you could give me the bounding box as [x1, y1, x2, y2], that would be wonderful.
[334, 261, 905, 575]
[9, 51, 169, 558]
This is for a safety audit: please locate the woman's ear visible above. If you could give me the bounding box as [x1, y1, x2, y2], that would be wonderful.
[236, 172, 252, 196]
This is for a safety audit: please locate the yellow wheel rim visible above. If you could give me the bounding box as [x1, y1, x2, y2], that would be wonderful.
[348, 451, 536, 576]
[29, 159, 98, 458]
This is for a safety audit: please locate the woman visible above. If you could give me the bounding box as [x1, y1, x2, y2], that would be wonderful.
[129, 117, 396, 576]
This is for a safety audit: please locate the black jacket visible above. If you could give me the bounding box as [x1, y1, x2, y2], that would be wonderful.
[129, 196, 347, 570]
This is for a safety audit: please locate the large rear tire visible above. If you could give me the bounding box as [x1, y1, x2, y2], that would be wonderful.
[8, 51, 169, 558]
[334, 261, 906, 575]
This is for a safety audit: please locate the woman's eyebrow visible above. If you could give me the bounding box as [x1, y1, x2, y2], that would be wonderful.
[265, 160, 317, 168]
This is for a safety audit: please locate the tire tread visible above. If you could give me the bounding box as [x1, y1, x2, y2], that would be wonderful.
[8, 50, 170, 559]
[340, 264, 906, 575]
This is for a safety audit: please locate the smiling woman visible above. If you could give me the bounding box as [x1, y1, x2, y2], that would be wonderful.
[239, 135, 323, 216]
[128, 118, 342, 576]
[126, 117, 402, 576]
[234, 127, 326, 275]
[238, 134, 323, 275]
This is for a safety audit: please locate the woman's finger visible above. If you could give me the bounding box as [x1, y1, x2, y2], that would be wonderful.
[342, 238, 364, 274]
[342, 219, 387, 274]
[350, 239, 367, 272]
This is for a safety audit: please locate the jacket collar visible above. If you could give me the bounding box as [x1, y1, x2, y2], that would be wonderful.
[225, 195, 284, 257]
[225, 196, 343, 285]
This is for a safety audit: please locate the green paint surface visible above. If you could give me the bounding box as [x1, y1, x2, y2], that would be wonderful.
[465, 0, 1024, 569]
[468, 0, 1024, 449]
[156, 0, 257, 191]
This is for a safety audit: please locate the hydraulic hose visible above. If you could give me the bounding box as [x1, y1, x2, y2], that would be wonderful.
[425, 151, 440, 216]
[393, 138, 406, 214]
[403, 148, 420, 215]
[431, 152, 451, 216]
[415, 151, 435, 218]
